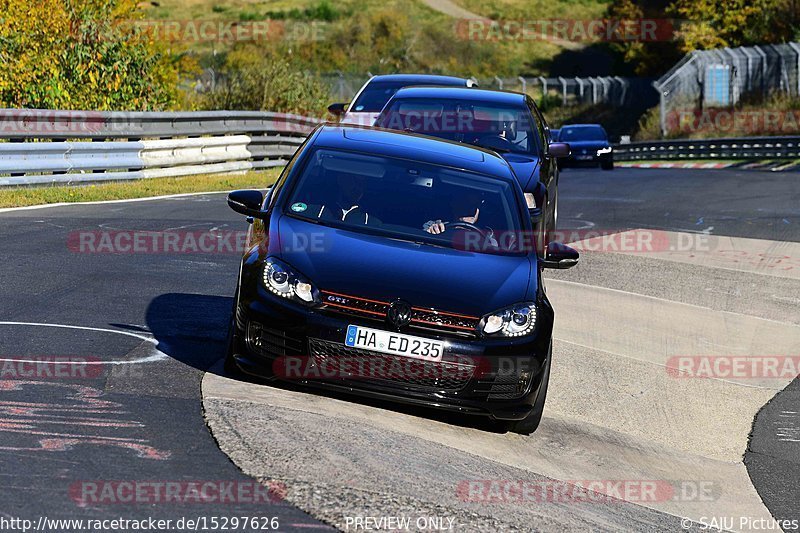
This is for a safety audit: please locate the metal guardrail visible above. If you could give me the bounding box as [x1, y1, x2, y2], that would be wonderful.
[0, 110, 319, 186]
[2, 108, 795, 186]
[613, 136, 800, 161]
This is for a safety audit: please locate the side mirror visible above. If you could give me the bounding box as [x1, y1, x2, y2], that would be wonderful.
[541, 241, 579, 269]
[327, 102, 348, 117]
[227, 190, 267, 218]
[547, 142, 570, 158]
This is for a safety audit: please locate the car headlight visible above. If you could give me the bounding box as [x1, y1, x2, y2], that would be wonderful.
[263, 257, 318, 305]
[596, 146, 612, 155]
[478, 302, 537, 337]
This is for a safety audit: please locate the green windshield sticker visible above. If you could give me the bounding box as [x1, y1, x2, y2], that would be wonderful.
[291, 202, 308, 212]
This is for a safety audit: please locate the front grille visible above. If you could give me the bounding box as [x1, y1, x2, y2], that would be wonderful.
[308, 338, 475, 392]
[246, 321, 303, 358]
[319, 290, 480, 336]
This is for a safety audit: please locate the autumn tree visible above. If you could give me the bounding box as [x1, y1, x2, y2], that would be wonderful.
[0, 0, 179, 110]
[669, 0, 798, 52]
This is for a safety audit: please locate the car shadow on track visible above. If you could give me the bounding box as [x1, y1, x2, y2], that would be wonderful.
[144, 292, 508, 435]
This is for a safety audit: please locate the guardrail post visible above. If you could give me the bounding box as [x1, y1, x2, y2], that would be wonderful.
[494, 76, 503, 89]
[538, 76, 547, 104]
[754, 45, 768, 96]
[558, 77, 568, 106]
[653, 81, 667, 137]
[518, 76, 527, 93]
[589, 77, 599, 104]
[614, 76, 628, 106]
[790, 43, 800, 96]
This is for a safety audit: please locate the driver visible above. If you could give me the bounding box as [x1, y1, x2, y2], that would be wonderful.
[469, 114, 519, 152]
[423, 192, 498, 246]
[313, 173, 374, 225]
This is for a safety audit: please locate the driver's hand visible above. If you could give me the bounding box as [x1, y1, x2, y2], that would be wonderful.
[425, 222, 446, 235]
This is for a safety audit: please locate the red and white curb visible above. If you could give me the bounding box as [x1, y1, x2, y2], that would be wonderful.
[617, 161, 735, 169]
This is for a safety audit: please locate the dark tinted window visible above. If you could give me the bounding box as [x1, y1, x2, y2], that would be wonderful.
[376, 98, 538, 155]
[285, 148, 524, 255]
[351, 80, 466, 112]
[559, 126, 608, 141]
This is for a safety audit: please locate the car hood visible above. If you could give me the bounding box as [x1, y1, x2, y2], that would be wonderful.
[276, 216, 535, 317]
[501, 153, 540, 192]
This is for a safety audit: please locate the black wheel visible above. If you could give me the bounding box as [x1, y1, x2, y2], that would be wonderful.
[504, 343, 551, 435]
[223, 286, 242, 376]
[601, 160, 614, 171]
[534, 196, 549, 258]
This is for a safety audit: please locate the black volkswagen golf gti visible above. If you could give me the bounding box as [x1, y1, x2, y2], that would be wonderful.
[225, 124, 579, 434]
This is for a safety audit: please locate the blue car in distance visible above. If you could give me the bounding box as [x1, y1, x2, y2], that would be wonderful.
[556, 124, 614, 170]
[225, 124, 579, 434]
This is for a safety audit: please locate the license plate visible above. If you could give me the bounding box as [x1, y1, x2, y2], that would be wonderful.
[344, 325, 444, 362]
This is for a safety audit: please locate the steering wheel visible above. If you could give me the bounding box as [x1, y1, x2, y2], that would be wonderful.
[446, 221, 489, 238]
[476, 135, 516, 152]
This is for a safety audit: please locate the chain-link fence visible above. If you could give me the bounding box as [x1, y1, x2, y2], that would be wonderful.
[654, 42, 800, 136]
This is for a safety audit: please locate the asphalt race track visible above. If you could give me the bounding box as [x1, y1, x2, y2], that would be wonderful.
[0, 167, 797, 531]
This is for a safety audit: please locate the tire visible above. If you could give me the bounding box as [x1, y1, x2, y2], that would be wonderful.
[223, 286, 242, 376]
[601, 160, 614, 171]
[504, 344, 551, 435]
[536, 220, 546, 258]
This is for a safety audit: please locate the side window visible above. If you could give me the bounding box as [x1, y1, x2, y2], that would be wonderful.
[268, 135, 312, 209]
[526, 97, 548, 153]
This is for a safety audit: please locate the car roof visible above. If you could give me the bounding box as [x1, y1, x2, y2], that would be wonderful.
[310, 124, 516, 181]
[561, 124, 605, 129]
[388, 86, 526, 106]
[367, 74, 471, 86]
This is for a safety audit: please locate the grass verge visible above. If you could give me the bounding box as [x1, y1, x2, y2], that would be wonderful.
[0, 170, 279, 208]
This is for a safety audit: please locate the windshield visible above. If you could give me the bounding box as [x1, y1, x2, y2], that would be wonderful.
[376, 99, 538, 155]
[285, 148, 524, 255]
[558, 126, 607, 141]
[350, 80, 465, 113]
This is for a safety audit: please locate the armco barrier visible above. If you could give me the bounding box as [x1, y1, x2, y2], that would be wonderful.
[613, 136, 800, 161]
[0, 110, 320, 186]
[2, 107, 795, 186]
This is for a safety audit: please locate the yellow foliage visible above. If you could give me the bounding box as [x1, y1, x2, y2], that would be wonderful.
[0, 0, 179, 110]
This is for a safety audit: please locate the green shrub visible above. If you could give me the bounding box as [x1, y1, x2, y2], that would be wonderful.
[0, 0, 179, 110]
[199, 47, 330, 116]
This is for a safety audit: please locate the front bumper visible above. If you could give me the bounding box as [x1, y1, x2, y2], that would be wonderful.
[230, 283, 554, 422]
[561, 152, 613, 167]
